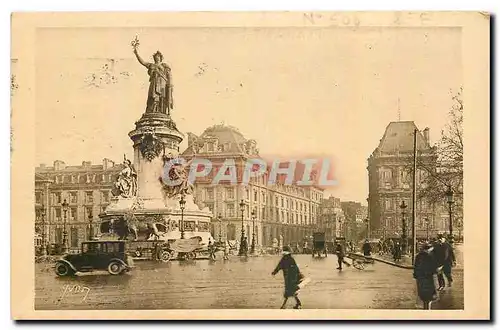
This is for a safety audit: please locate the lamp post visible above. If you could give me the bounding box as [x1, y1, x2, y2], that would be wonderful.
[424, 217, 430, 240]
[251, 209, 256, 254]
[88, 211, 94, 241]
[217, 214, 222, 242]
[445, 186, 454, 238]
[364, 218, 369, 239]
[400, 200, 407, 254]
[457, 219, 463, 242]
[61, 199, 69, 254]
[238, 199, 247, 256]
[40, 208, 47, 256]
[179, 193, 186, 239]
[338, 219, 342, 239]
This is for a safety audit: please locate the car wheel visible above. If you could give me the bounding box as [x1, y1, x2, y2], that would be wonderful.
[159, 250, 171, 262]
[55, 262, 73, 277]
[108, 261, 122, 275]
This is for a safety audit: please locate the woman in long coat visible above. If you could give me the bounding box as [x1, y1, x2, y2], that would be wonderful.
[272, 246, 303, 309]
[413, 243, 438, 309]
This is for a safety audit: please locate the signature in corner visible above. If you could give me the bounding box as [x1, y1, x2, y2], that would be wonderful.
[58, 284, 91, 303]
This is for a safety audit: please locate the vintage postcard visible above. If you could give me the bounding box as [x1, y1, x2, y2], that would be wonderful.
[11, 12, 490, 320]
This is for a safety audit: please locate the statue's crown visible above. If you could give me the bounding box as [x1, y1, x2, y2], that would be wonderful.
[153, 51, 163, 59]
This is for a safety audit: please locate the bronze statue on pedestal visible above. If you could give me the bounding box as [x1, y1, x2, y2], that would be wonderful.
[132, 36, 173, 116]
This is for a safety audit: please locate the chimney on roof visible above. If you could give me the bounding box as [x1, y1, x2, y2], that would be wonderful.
[53, 160, 66, 171]
[82, 161, 92, 167]
[39, 163, 46, 168]
[423, 127, 430, 145]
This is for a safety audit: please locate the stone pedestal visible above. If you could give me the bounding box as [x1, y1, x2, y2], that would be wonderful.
[99, 112, 213, 243]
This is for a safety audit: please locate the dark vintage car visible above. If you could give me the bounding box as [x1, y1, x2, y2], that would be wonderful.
[54, 240, 134, 276]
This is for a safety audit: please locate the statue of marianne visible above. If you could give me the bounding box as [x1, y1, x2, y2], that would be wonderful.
[132, 37, 174, 116]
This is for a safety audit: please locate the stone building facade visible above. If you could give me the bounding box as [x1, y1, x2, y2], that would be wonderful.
[181, 124, 324, 247]
[34, 159, 124, 250]
[341, 201, 368, 241]
[318, 196, 345, 241]
[367, 121, 451, 239]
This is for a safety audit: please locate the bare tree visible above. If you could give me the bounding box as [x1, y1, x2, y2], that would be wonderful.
[402, 87, 463, 208]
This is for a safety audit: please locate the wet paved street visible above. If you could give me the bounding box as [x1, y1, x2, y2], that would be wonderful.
[35, 247, 463, 310]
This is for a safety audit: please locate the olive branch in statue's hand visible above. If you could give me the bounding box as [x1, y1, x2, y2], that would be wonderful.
[131, 35, 140, 51]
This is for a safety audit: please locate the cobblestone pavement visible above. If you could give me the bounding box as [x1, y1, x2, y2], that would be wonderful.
[35, 248, 463, 310]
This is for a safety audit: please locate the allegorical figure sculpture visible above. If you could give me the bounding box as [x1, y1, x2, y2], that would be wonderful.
[113, 156, 138, 198]
[132, 36, 174, 116]
[158, 152, 197, 198]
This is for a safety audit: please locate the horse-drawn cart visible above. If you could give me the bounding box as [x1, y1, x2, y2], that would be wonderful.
[312, 232, 328, 258]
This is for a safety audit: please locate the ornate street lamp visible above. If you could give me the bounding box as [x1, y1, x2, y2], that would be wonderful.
[400, 200, 407, 254]
[238, 199, 247, 256]
[424, 217, 430, 240]
[445, 186, 454, 237]
[457, 219, 463, 242]
[40, 207, 47, 256]
[217, 214, 222, 242]
[61, 199, 69, 254]
[179, 193, 186, 239]
[251, 209, 256, 254]
[364, 218, 369, 239]
[88, 211, 94, 240]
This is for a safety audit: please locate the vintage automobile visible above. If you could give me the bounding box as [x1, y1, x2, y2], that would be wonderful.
[54, 240, 134, 276]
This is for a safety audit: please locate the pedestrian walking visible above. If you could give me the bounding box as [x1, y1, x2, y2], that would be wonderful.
[413, 242, 438, 310]
[393, 241, 402, 262]
[208, 238, 216, 261]
[271, 246, 304, 309]
[241, 237, 249, 256]
[223, 240, 230, 260]
[433, 234, 456, 290]
[362, 240, 372, 257]
[335, 242, 351, 270]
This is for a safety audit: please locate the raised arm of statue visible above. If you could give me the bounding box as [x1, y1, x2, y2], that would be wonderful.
[133, 48, 149, 68]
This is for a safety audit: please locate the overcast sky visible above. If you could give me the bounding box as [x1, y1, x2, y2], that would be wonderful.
[31, 26, 462, 202]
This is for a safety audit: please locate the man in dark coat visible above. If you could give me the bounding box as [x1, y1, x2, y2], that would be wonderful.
[433, 235, 456, 290]
[393, 241, 402, 262]
[413, 242, 438, 309]
[272, 246, 303, 309]
[362, 240, 372, 257]
[335, 242, 351, 270]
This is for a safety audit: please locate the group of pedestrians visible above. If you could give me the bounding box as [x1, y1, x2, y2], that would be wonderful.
[413, 234, 456, 309]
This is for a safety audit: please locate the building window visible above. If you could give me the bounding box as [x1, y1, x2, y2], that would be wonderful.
[86, 206, 93, 219]
[227, 203, 235, 217]
[262, 191, 265, 204]
[207, 188, 214, 200]
[205, 203, 214, 212]
[275, 196, 278, 206]
[85, 191, 94, 203]
[69, 192, 78, 204]
[35, 192, 42, 204]
[54, 192, 62, 204]
[102, 191, 110, 203]
[70, 207, 77, 221]
[70, 227, 79, 248]
[281, 197, 284, 207]
[55, 208, 61, 220]
[226, 187, 234, 199]
[385, 200, 391, 210]
[254, 190, 258, 202]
